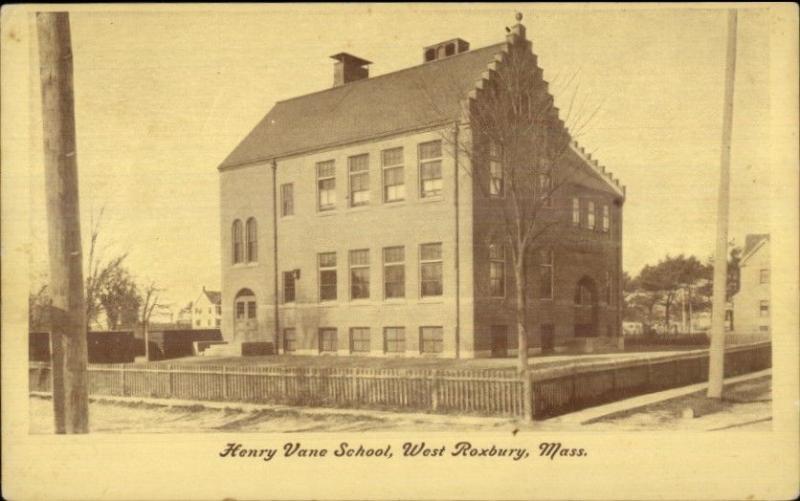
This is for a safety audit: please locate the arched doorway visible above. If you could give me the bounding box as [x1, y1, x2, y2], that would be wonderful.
[574, 276, 599, 338]
[234, 288, 258, 342]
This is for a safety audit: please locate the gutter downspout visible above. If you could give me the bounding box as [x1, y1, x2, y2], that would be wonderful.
[453, 123, 461, 359]
[272, 160, 280, 353]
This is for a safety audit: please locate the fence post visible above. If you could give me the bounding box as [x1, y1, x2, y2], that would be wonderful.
[121, 364, 127, 396]
[222, 366, 228, 400]
[431, 371, 440, 412]
[168, 365, 173, 396]
[350, 369, 358, 404]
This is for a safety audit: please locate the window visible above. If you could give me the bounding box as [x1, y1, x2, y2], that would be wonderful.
[318, 252, 337, 301]
[319, 328, 337, 353]
[247, 301, 256, 319]
[208, 319, 212, 326]
[760, 269, 769, 284]
[420, 243, 443, 297]
[216, 305, 221, 315]
[382, 147, 405, 202]
[759, 325, 769, 332]
[317, 160, 336, 211]
[759, 300, 769, 317]
[349, 249, 370, 299]
[445, 43, 455, 56]
[572, 198, 580, 226]
[488, 142, 503, 196]
[245, 218, 257, 262]
[235, 302, 245, 319]
[575, 283, 592, 306]
[348, 154, 370, 207]
[384, 327, 405, 353]
[539, 249, 554, 299]
[216, 319, 221, 327]
[425, 48, 436, 62]
[383, 246, 405, 299]
[538, 172, 552, 207]
[420, 326, 443, 354]
[232, 219, 243, 263]
[283, 271, 296, 303]
[586, 201, 596, 230]
[283, 328, 296, 353]
[605, 271, 612, 304]
[208, 307, 212, 314]
[419, 140, 443, 198]
[196, 320, 201, 326]
[489, 243, 505, 297]
[281, 183, 294, 216]
[602, 205, 610, 232]
[350, 327, 370, 353]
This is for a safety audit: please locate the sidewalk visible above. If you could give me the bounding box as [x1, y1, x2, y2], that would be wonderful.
[541, 369, 771, 427]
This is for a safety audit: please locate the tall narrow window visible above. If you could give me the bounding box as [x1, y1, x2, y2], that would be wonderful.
[587, 201, 596, 230]
[349, 249, 370, 299]
[348, 154, 370, 207]
[420, 326, 443, 354]
[420, 243, 443, 297]
[419, 140, 443, 198]
[281, 183, 294, 216]
[282, 271, 296, 303]
[232, 219, 243, 264]
[572, 198, 580, 226]
[319, 328, 337, 353]
[605, 271, 612, 304]
[383, 246, 405, 299]
[384, 327, 405, 353]
[488, 142, 503, 196]
[318, 252, 337, 301]
[317, 160, 336, 211]
[489, 243, 505, 297]
[602, 205, 610, 232]
[539, 249, 553, 299]
[350, 327, 371, 353]
[759, 269, 769, 284]
[382, 147, 405, 202]
[245, 218, 257, 262]
[759, 300, 769, 317]
[283, 328, 296, 353]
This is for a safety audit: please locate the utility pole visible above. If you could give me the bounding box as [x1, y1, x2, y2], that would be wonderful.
[708, 9, 738, 399]
[37, 11, 90, 432]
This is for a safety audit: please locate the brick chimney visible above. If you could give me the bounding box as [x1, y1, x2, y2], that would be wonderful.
[331, 53, 372, 87]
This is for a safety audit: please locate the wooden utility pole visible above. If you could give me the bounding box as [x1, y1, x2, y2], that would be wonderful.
[37, 11, 90, 432]
[708, 9, 738, 399]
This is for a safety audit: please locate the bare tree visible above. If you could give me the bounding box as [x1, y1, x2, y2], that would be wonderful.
[139, 281, 166, 361]
[85, 207, 128, 330]
[422, 17, 610, 419]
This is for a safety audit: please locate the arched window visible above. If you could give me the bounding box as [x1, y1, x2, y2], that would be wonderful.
[246, 217, 257, 262]
[232, 220, 243, 264]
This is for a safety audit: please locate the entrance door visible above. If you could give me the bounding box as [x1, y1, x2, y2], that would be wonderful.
[490, 325, 508, 357]
[234, 289, 258, 342]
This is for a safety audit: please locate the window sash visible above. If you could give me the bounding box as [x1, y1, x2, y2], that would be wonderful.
[232, 221, 243, 263]
[383, 166, 405, 202]
[587, 202, 596, 229]
[384, 327, 406, 353]
[235, 302, 245, 319]
[247, 301, 256, 319]
[489, 160, 503, 196]
[318, 178, 336, 210]
[760, 269, 769, 284]
[350, 328, 371, 353]
[319, 329, 337, 352]
[382, 147, 403, 167]
[539, 250, 554, 299]
[602, 205, 610, 232]
[283, 328, 296, 352]
[318, 253, 337, 301]
[490, 261, 505, 297]
[759, 301, 769, 316]
[420, 327, 443, 353]
[281, 184, 294, 216]
[538, 173, 552, 207]
[572, 198, 580, 226]
[419, 140, 442, 160]
[283, 272, 296, 303]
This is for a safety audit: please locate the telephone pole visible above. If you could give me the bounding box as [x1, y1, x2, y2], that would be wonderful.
[707, 9, 738, 399]
[37, 11, 90, 432]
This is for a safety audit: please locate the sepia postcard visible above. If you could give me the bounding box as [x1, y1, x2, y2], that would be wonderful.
[2, 3, 798, 500]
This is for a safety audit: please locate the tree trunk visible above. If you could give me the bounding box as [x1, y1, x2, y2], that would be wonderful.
[37, 11, 90, 433]
[514, 258, 533, 421]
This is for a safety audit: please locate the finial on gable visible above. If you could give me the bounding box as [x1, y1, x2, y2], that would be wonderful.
[506, 12, 527, 43]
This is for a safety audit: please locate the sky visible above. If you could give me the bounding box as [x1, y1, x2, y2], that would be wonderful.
[22, 4, 772, 309]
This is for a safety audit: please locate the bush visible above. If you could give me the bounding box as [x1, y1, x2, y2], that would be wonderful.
[625, 333, 709, 347]
[241, 342, 274, 356]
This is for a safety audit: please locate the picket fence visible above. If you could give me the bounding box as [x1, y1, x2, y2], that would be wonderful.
[29, 341, 770, 419]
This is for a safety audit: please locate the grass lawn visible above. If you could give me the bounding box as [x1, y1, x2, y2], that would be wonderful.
[140, 351, 656, 372]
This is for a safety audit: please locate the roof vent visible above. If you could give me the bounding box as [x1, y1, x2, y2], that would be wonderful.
[331, 53, 372, 87]
[423, 38, 470, 63]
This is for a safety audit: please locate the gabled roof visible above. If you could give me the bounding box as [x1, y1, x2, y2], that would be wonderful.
[740, 234, 769, 266]
[219, 43, 506, 169]
[204, 290, 221, 305]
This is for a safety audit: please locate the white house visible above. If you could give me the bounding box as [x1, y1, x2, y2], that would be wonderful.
[732, 234, 770, 335]
[191, 287, 222, 329]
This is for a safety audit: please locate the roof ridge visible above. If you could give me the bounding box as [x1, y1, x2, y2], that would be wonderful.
[273, 42, 508, 107]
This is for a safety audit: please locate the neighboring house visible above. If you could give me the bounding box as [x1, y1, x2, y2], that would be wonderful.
[217, 18, 624, 358]
[176, 302, 193, 327]
[191, 287, 222, 329]
[732, 234, 770, 335]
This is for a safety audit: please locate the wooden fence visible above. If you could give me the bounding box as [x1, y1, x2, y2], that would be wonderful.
[29, 342, 770, 419]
